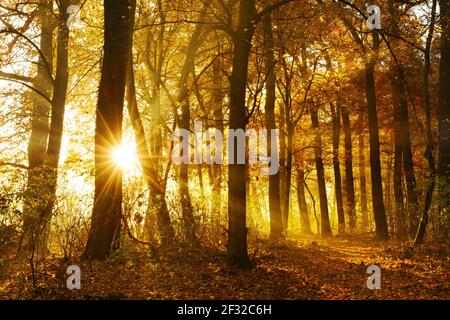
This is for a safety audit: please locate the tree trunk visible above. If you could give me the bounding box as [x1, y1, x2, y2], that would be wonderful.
[310, 108, 332, 236]
[437, 0, 450, 239]
[284, 111, 293, 235]
[22, 1, 70, 256]
[22, 2, 53, 256]
[388, 0, 419, 238]
[358, 111, 369, 230]
[83, 0, 132, 259]
[36, 0, 70, 253]
[263, 3, 283, 240]
[393, 112, 406, 237]
[279, 105, 287, 232]
[331, 103, 345, 234]
[385, 147, 393, 235]
[126, 51, 174, 246]
[415, 0, 437, 245]
[296, 153, 312, 235]
[176, 3, 209, 244]
[227, 0, 255, 269]
[211, 56, 224, 230]
[342, 107, 356, 231]
[365, 32, 389, 240]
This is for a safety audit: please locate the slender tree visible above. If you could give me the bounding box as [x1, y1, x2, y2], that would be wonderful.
[227, 0, 256, 268]
[310, 108, 332, 236]
[263, 0, 283, 240]
[331, 103, 345, 234]
[342, 107, 356, 230]
[415, 0, 437, 244]
[437, 0, 450, 239]
[83, 0, 132, 259]
[365, 31, 389, 240]
[295, 153, 312, 235]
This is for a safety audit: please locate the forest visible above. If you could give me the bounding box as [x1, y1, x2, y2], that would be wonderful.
[0, 0, 449, 300]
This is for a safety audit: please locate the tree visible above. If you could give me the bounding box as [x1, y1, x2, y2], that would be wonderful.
[364, 31, 389, 240]
[176, 1, 212, 245]
[331, 103, 345, 234]
[227, 0, 257, 269]
[357, 110, 369, 230]
[83, 0, 132, 259]
[437, 0, 450, 239]
[415, 0, 437, 244]
[126, 0, 174, 246]
[295, 153, 312, 235]
[310, 107, 332, 236]
[21, 0, 70, 256]
[263, 0, 283, 240]
[342, 106, 356, 230]
[388, 0, 419, 238]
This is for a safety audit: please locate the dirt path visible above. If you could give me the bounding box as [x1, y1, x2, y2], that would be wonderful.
[1, 237, 448, 299]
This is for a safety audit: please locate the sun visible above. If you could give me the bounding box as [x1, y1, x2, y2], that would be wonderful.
[112, 143, 138, 171]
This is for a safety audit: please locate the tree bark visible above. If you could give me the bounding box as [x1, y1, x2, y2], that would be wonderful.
[310, 108, 332, 236]
[342, 107, 356, 231]
[83, 0, 132, 259]
[358, 111, 369, 230]
[331, 103, 345, 234]
[263, 2, 283, 240]
[227, 0, 256, 269]
[36, 0, 70, 253]
[393, 110, 406, 237]
[284, 108, 293, 235]
[388, 0, 419, 238]
[22, 1, 70, 256]
[211, 56, 224, 230]
[296, 153, 312, 235]
[437, 0, 450, 239]
[365, 32, 389, 240]
[415, 0, 437, 244]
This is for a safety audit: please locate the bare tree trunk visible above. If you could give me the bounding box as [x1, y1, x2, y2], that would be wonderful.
[393, 113, 406, 238]
[365, 31, 389, 240]
[388, 0, 419, 238]
[310, 108, 332, 236]
[296, 153, 312, 235]
[342, 107, 356, 231]
[37, 0, 70, 253]
[126, 52, 174, 245]
[279, 104, 287, 231]
[227, 0, 255, 269]
[211, 56, 224, 230]
[176, 3, 210, 244]
[263, 3, 283, 240]
[358, 111, 369, 230]
[83, 0, 132, 259]
[22, 1, 71, 256]
[284, 112, 293, 235]
[437, 0, 450, 239]
[331, 103, 345, 234]
[415, 0, 437, 244]
[385, 147, 393, 235]
[22, 1, 54, 256]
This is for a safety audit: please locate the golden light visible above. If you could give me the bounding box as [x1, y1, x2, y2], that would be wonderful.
[112, 143, 138, 171]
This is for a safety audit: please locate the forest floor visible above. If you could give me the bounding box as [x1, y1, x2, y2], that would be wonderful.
[0, 235, 449, 300]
